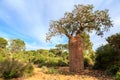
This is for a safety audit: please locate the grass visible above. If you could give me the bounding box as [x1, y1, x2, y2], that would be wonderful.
[24, 66, 114, 80]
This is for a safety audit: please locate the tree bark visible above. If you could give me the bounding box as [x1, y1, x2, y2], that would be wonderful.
[69, 35, 84, 72]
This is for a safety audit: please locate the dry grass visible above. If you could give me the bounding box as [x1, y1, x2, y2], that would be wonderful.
[0, 67, 114, 80]
[24, 67, 113, 80]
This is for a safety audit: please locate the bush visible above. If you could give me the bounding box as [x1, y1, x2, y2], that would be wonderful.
[84, 56, 94, 68]
[46, 67, 58, 74]
[12, 49, 68, 68]
[44, 57, 68, 67]
[106, 65, 119, 75]
[0, 59, 34, 79]
[57, 59, 68, 66]
[0, 49, 9, 62]
[33, 57, 46, 67]
[115, 71, 120, 80]
[41, 66, 58, 74]
[94, 44, 119, 70]
[23, 63, 34, 77]
[40, 66, 49, 73]
[33, 53, 68, 67]
[43, 58, 58, 67]
[13, 51, 36, 63]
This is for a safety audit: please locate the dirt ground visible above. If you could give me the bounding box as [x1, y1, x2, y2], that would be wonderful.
[0, 67, 114, 80]
[25, 67, 114, 80]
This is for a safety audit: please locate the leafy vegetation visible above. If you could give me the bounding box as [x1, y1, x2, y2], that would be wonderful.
[94, 33, 120, 76]
[0, 48, 9, 62]
[0, 59, 33, 79]
[0, 37, 8, 49]
[41, 66, 58, 74]
[107, 33, 120, 49]
[115, 71, 120, 80]
[9, 39, 25, 53]
[106, 65, 120, 75]
[84, 55, 94, 67]
[94, 44, 118, 70]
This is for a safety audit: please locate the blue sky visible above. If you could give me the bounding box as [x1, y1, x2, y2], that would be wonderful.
[0, 0, 120, 50]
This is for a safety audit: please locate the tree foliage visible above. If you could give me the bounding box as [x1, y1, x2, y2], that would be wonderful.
[107, 33, 120, 49]
[9, 39, 25, 53]
[0, 59, 33, 79]
[94, 33, 120, 75]
[55, 44, 68, 51]
[49, 48, 62, 57]
[94, 44, 119, 70]
[0, 37, 8, 49]
[46, 4, 113, 41]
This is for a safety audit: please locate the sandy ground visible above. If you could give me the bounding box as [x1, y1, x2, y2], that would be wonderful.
[0, 67, 114, 80]
[24, 67, 113, 80]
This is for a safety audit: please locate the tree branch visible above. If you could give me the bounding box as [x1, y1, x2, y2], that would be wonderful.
[63, 27, 71, 38]
[76, 23, 83, 35]
[65, 33, 71, 38]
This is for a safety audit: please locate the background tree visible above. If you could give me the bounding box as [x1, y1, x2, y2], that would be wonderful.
[9, 39, 25, 53]
[55, 44, 68, 51]
[81, 32, 95, 56]
[49, 48, 62, 57]
[46, 4, 112, 72]
[0, 37, 9, 61]
[106, 33, 120, 68]
[94, 33, 120, 75]
[0, 37, 8, 49]
[80, 32, 95, 67]
[107, 33, 120, 50]
[94, 44, 118, 69]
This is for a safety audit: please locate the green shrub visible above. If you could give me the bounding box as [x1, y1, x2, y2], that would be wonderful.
[46, 67, 58, 74]
[44, 57, 68, 67]
[57, 59, 68, 66]
[13, 51, 35, 63]
[94, 44, 119, 70]
[44, 58, 58, 67]
[13, 49, 69, 68]
[23, 63, 34, 77]
[34, 54, 68, 67]
[84, 56, 93, 68]
[33, 57, 46, 67]
[0, 49, 9, 62]
[115, 71, 120, 80]
[40, 66, 49, 73]
[0, 59, 34, 79]
[41, 66, 58, 74]
[49, 49, 62, 57]
[106, 65, 119, 75]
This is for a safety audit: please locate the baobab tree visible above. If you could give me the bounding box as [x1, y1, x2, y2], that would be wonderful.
[46, 4, 112, 72]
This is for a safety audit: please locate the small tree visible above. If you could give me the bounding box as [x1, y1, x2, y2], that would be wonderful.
[94, 44, 119, 70]
[107, 33, 120, 68]
[46, 4, 112, 72]
[107, 33, 120, 50]
[0, 37, 8, 49]
[9, 39, 25, 53]
[55, 44, 68, 51]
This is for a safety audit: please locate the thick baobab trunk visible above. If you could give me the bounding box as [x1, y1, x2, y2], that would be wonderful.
[69, 35, 84, 72]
